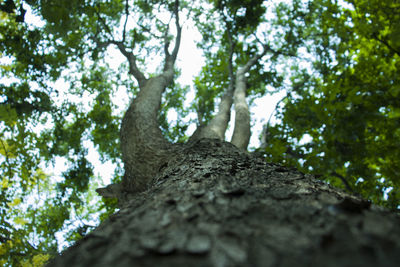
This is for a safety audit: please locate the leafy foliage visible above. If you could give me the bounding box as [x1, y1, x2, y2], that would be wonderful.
[0, 0, 124, 265]
[263, 0, 400, 209]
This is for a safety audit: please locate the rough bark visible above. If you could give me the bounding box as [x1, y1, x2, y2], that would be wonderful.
[49, 139, 400, 267]
[83, 3, 400, 266]
[120, 75, 176, 193]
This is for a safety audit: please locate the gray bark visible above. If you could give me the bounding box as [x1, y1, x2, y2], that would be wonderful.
[49, 139, 400, 267]
[120, 75, 176, 192]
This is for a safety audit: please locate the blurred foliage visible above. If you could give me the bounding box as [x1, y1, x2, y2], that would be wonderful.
[0, 0, 125, 265]
[262, 0, 400, 210]
[1, 0, 399, 266]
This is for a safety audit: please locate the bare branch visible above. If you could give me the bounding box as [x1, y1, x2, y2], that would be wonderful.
[114, 41, 147, 87]
[231, 44, 268, 150]
[263, 95, 287, 138]
[94, 5, 114, 38]
[163, 23, 171, 58]
[170, 0, 182, 62]
[208, 26, 236, 138]
[190, 26, 236, 142]
[226, 23, 235, 83]
[92, 1, 147, 86]
[122, 0, 129, 42]
[91, 37, 147, 87]
[163, 0, 182, 76]
[240, 44, 269, 75]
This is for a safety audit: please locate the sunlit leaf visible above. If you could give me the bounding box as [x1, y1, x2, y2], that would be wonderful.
[7, 198, 21, 207]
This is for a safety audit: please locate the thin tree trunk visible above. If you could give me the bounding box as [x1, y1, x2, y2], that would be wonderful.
[190, 86, 234, 141]
[190, 28, 236, 142]
[231, 47, 268, 150]
[49, 139, 400, 267]
[230, 67, 251, 150]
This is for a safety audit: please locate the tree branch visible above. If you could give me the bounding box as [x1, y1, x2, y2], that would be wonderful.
[113, 41, 147, 88]
[239, 44, 269, 75]
[190, 26, 235, 142]
[160, 0, 182, 82]
[372, 33, 400, 57]
[331, 172, 355, 193]
[119, 1, 182, 193]
[122, 0, 129, 42]
[164, 0, 181, 68]
[163, 23, 171, 58]
[92, 2, 148, 87]
[261, 95, 287, 147]
[205, 25, 236, 139]
[226, 22, 235, 87]
[94, 5, 114, 38]
[171, 0, 182, 61]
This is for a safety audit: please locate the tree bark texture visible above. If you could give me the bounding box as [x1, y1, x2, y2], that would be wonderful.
[120, 75, 176, 193]
[49, 139, 400, 267]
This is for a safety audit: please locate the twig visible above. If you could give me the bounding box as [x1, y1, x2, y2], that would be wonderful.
[264, 95, 287, 137]
[372, 33, 400, 57]
[94, 4, 114, 38]
[331, 172, 355, 193]
[122, 0, 129, 42]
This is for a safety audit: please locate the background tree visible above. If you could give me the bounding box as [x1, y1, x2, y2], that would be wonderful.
[0, 0, 399, 266]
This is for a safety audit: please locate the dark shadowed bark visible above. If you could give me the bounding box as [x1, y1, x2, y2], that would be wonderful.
[49, 139, 400, 267]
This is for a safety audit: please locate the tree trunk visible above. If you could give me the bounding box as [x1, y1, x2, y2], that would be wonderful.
[231, 68, 251, 150]
[48, 139, 400, 267]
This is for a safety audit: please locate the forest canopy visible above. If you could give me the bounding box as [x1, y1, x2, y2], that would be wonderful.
[0, 0, 399, 265]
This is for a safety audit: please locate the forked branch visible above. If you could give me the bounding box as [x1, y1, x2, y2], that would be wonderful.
[164, 0, 182, 75]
